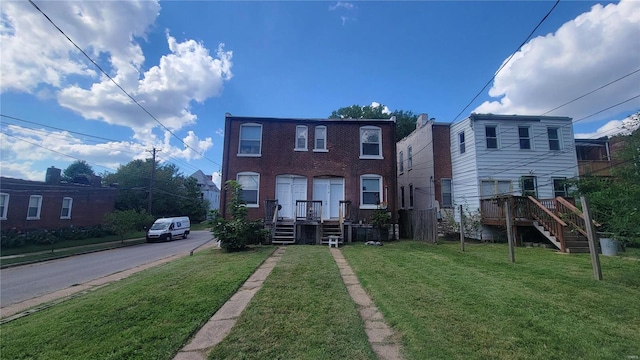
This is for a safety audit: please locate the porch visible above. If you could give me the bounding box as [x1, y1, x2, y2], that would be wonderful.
[264, 199, 353, 245]
[480, 196, 598, 253]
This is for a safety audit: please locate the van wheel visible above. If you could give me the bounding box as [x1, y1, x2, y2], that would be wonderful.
[166, 234, 172, 242]
[183, 232, 188, 239]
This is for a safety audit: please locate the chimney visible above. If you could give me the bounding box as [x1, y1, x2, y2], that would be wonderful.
[45, 167, 61, 184]
[417, 113, 430, 129]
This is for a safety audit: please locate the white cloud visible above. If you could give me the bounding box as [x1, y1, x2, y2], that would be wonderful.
[371, 101, 391, 115]
[215, 128, 224, 137]
[211, 171, 222, 188]
[575, 114, 640, 139]
[329, 2, 355, 11]
[474, 0, 640, 123]
[0, 161, 46, 181]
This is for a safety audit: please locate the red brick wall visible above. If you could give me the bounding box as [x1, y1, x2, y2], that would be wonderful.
[433, 124, 452, 207]
[1, 178, 117, 231]
[221, 116, 397, 222]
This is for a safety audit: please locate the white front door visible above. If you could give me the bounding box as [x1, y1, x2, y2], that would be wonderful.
[313, 178, 344, 219]
[276, 175, 307, 219]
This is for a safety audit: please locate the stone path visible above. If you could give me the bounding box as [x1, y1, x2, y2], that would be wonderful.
[330, 247, 403, 360]
[175, 245, 402, 360]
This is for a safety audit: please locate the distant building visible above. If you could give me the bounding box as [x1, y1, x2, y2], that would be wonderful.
[190, 170, 220, 212]
[0, 167, 117, 231]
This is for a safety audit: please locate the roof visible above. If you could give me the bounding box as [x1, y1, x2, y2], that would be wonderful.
[190, 170, 220, 191]
[468, 113, 572, 122]
[225, 114, 396, 124]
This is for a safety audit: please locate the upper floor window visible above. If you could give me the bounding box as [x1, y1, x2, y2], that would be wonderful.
[238, 124, 262, 156]
[409, 184, 414, 208]
[360, 126, 382, 159]
[295, 125, 308, 151]
[458, 131, 466, 154]
[314, 126, 327, 151]
[519, 126, 531, 150]
[485, 125, 498, 149]
[360, 174, 382, 209]
[407, 146, 413, 170]
[548, 127, 561, 151]
[60, 197, 73, 219]
[0, 193, 8, 220]
[399, 151, 404, 173]
[237, 172, 260, 207]
[27, 195, 42, 220]
[441, 179, 452, 208]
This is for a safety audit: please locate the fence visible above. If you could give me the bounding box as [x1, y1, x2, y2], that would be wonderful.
[399, 209, 438, 243]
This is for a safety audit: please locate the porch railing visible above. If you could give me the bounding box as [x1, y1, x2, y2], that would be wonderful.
[296, 200, 323, 222]
[527, 196, 567, 251]
[265, 199, 279, 224]
[555, 197, 599, 237]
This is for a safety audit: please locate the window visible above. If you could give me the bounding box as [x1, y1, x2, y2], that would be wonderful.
[0, 193, 8, 220]
[360, 174, 382, 209]
[480, 180, 512, 199]
[314, 126, 327, 151]
[409, 184, 414, 208]
[441, 179, 452, 208]
[399, 151, 404, 173]
[238, 124, 262, 156]
[60, 197, 73, 219]
[548, 127, 561, 151]
[360, 126, 382, 158]
[237, 172, 260, 207]
[553, 178, 568, 197]
[521, 176, 537, 197]
[519, 126, 531, 150]
[27, 195, 42, 220]
[400, 186, 405, 208]
[458, 131, 466, 154]
[407, 146, 413, 170]
[295, 125, 308, 151]
[485, 125, 498, 149]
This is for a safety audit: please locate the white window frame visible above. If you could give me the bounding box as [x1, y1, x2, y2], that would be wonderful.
[295, 125, 308, 151]
[237, 172, 260, 208]
[485, 125, 498, 149]
[407, 146, 413, 170]
[548, 127, 561, 151]
[360, 174, 383, 209]
[314, 126, 327, 152]
[399, 151, 404, 173]
[0, 193, 9, 220]
[27, 195, 42, 220]
[360, 126, 383, 159]
[520, 176, 538, 198]
[480, 180, 512, 199]
[553, 177, 568, 198]
[441, 178, 452, 208]
[458, 131, 466, 154]
[519, 126, 532, 150]
[238, 123, 262, 156]
[60, 197, 73, 219]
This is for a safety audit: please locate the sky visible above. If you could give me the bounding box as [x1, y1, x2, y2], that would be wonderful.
[1, 0, 639, 187]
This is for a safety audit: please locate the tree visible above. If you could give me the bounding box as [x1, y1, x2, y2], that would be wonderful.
[63, 160, 95, 182]
[102, 159, 208, 221]
[329, 104, 419, 141]
[104, 209, 153, 243]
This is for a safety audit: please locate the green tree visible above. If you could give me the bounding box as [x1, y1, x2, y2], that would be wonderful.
[63, 160, 95, 182]
[329, 104, 418, 141]
[104, 210, 153, 243]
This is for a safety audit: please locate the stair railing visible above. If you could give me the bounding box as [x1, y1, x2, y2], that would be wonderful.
[555, 197, 599, 237]
[527, 196, 568, 251]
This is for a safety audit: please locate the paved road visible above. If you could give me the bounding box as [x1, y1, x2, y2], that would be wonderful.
[0, 231, 215, 306]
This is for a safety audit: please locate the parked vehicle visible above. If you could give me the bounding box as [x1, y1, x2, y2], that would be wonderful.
[146, 217, 190, 242]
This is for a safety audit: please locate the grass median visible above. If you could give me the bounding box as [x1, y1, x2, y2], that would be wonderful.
[342, 240, 640, 360]
[0, 246, 274, 359]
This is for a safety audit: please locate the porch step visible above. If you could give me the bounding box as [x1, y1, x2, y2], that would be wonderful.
[272, 222, 295, 244]
[564, 240, 591, 254]
[532, 221, 562, 251]
[321, 222, 342, 244]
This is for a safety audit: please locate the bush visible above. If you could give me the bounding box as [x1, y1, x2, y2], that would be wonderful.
[0, 225, 117, 249]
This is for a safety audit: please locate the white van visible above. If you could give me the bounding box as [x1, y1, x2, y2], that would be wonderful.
[146, 216, 190, 242]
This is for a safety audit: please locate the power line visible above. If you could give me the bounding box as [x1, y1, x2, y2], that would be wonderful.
[27, 0, 221, 168]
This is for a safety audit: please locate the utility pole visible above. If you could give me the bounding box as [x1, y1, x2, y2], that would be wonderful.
[147, 147, 160, 215]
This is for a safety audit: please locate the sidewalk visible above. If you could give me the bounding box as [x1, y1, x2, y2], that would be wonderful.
[174, 246, 403, 360]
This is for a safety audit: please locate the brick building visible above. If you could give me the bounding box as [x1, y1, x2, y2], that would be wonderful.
[0, 167, 117, 232]
[221, 114, 397, 244]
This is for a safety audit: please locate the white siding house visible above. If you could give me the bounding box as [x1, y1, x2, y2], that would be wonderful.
[450, 114, 578, 240]
[190, 170, 220, 213]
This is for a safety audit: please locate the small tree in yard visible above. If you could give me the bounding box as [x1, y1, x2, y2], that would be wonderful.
[105, 210, 153, 243]
[211, 180, 268, 252]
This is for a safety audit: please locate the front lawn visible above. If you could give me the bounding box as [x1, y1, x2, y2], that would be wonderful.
[342, 241, 640, 360]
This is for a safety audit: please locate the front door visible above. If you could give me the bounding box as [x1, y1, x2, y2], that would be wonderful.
[313, 177, 344, 219]
[276, 175, 307, 219]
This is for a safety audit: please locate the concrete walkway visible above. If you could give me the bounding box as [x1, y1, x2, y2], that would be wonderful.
[174, 246, 402, 360]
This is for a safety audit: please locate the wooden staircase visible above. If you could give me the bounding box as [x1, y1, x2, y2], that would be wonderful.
[320, 221, 342, 245]
[272, 220, 296, 244]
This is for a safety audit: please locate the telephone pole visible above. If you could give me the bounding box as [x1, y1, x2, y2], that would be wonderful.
[147, 147, 160, 215]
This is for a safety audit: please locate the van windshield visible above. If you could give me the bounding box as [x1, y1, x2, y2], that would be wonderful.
[150, 223, 169, 230]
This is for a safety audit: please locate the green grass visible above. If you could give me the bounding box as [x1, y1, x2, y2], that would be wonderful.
[341, 240, 640, 360]
[208, 246, 376, 360]
[0, 246, 274, 360]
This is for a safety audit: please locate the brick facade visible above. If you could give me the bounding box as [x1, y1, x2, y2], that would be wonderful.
[221, 115, 397, 223]
[432, 124, 453, 206]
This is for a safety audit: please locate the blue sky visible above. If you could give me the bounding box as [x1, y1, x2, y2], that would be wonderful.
[1, 0, 639, 186]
